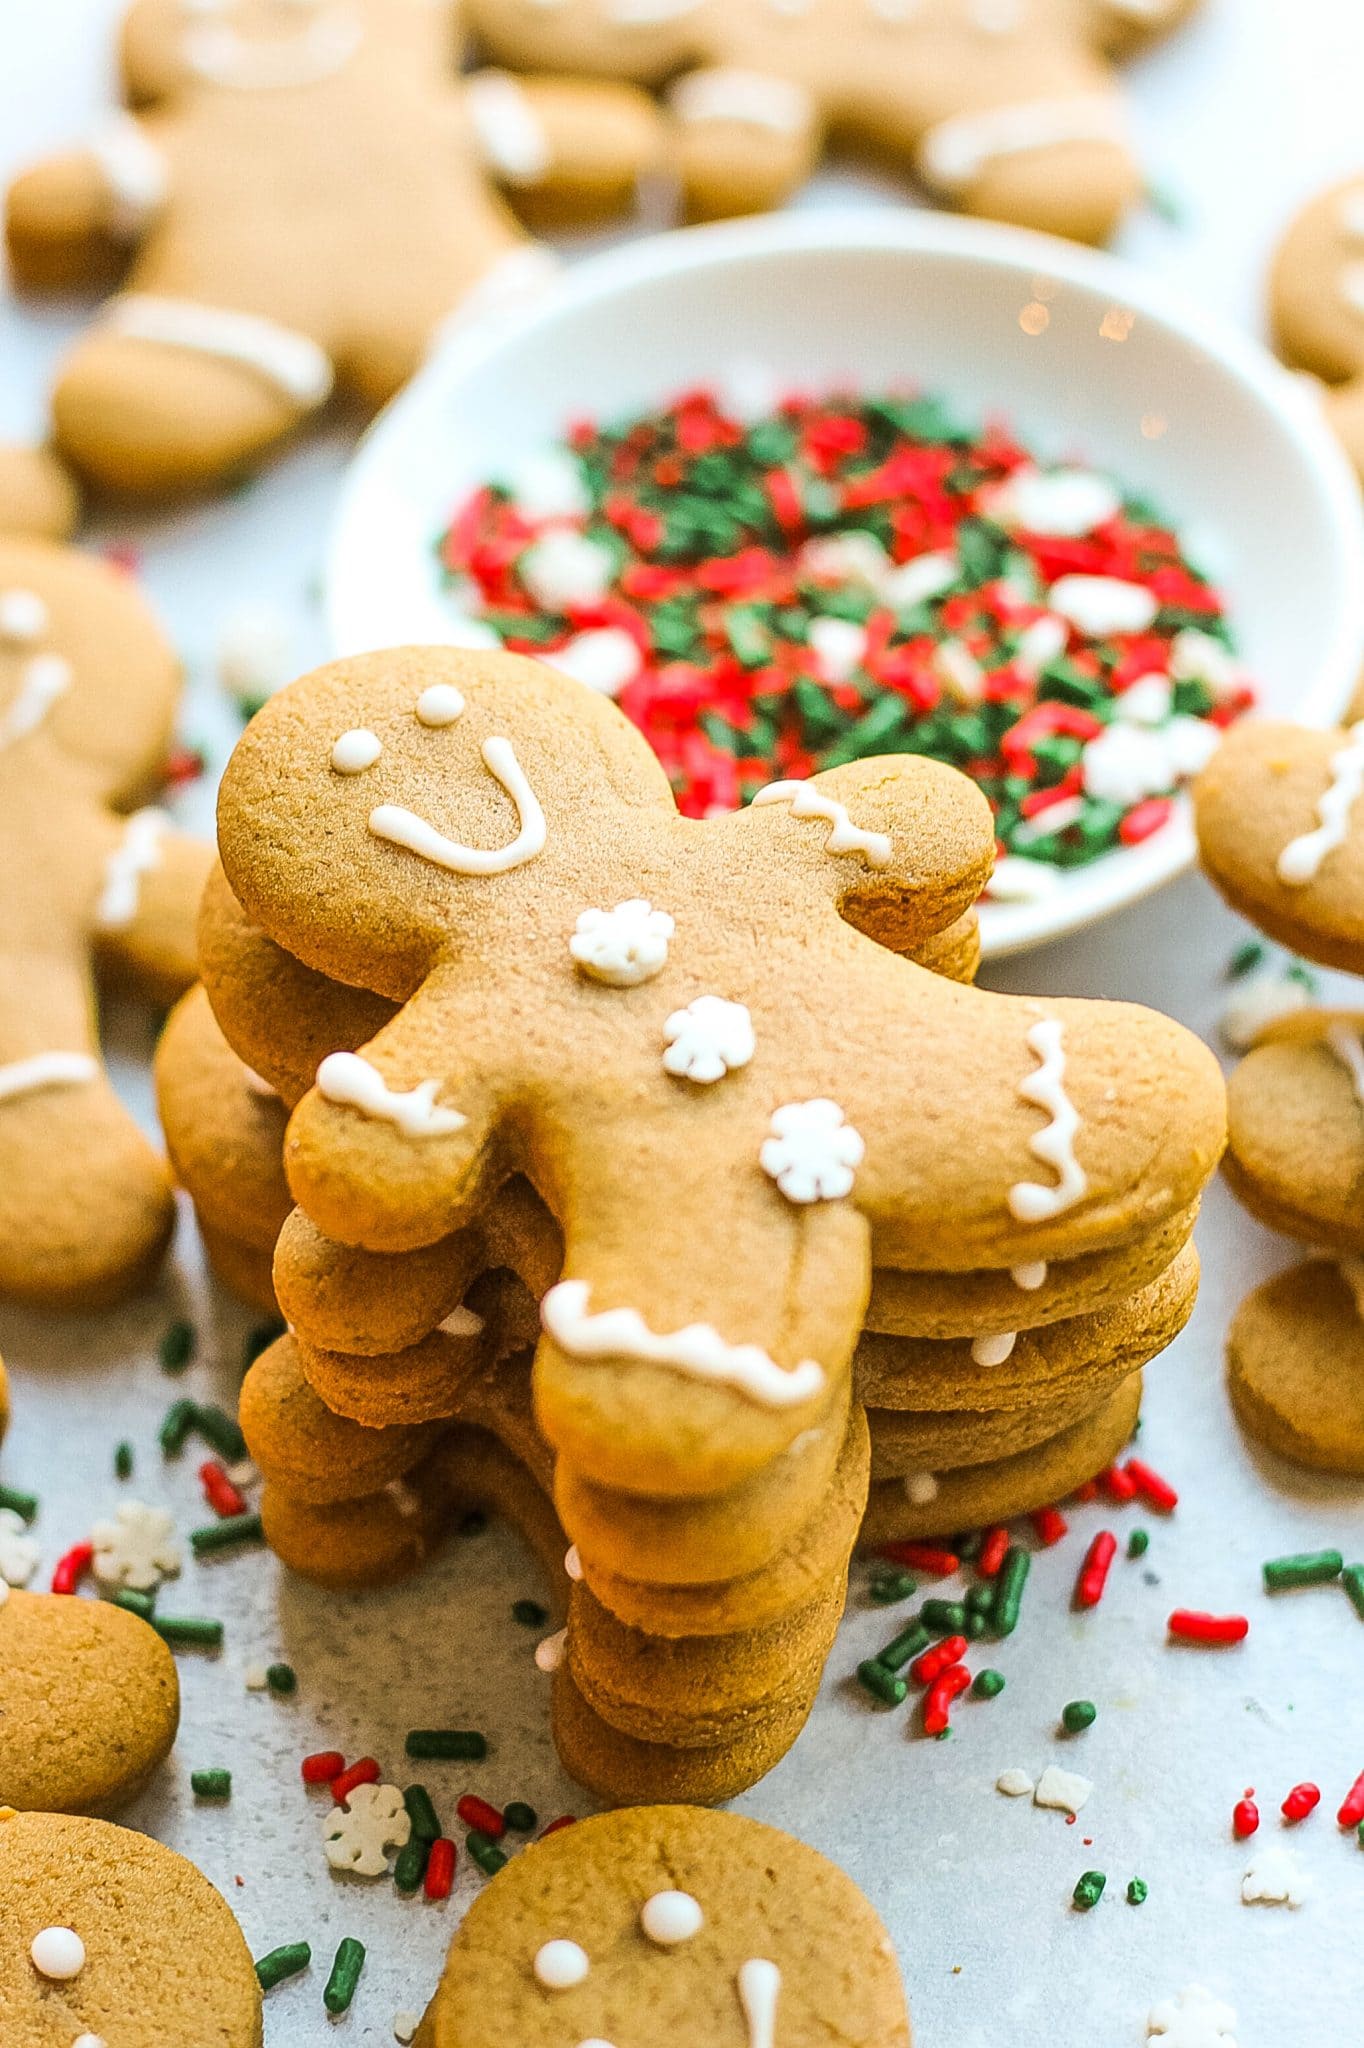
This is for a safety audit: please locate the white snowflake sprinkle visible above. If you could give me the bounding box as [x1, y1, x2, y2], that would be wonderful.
[1241, 1844, 1310, 1907]
[570, 899, 674, 986]
[662, 996, 755, 1083]
[760, 1098, 864, 1203]
[996, 1768, 1035, 1797]
[1033, 1764, 1093, 1815]
[323, 1782, 412, 1877]
[1147, 1985, 1239, 2047]
[90, 1500, 181, 1592]
[0, 1508, 39, 1588]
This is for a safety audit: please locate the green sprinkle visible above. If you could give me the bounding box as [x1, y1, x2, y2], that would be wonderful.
[113, 1587, 156, 1621]
[1072, 1870, 1106, 1911]
[857, 1657, 908, 1707]
[393, 1836, 430, 1894]
[972, 1669, 1005, 1699]
[154, 1613, 223, 1649]
[1127, 1529, 1150, 1559]
[158, 1319, 196, 1373]
[405, 1729, 487, 1761]
[323, 1937, 365, 2016]
[191, 1767, 232, 1799]
[265, 1662, 297, 1695]
[511, 1598, 548, 1627]
[503, 1801, 537, 1833]
[1126, 1878, 1148, 1905]
[1263, 1549, 1343, 1593]
[868, 1567, 917, 1605]
[993, 1546, 1031, 1637]
[920, 1599, 968, 1636]
[190, 1511, 264, 1556]
[0, 1483, 38, 1523]
[875, 1619, 931, 1672]
[194, 1403, 247, 1463]
[404, 1784, 442, 1842]
[962, 1610, 988, 1640]
[965, 1583, 995, 1616]
[466, 1832, 507, 1877]
[255, 1942, 311, 1992]
[114, 1441, 134, 1481]
[1062, 1700, 1097, 1734]
[1226, 939, 1266, 980]
[1343, 1564, 1364, 1620]
[1358, 1819, 1364, 1848]
[159, 1397, 197, 1457]
[953, 1531, 984, 1563]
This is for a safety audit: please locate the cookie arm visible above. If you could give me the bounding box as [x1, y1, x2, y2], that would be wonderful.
[93, 819, 214, 1009]
[664, 67, 823, 221]
[465, 72, 671, 231]
[6, 119, 166, 293]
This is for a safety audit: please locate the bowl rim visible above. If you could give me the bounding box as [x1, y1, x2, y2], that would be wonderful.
[327, 206, 1364, 959]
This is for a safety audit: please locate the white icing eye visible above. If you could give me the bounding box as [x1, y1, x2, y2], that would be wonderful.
[415, 683, 465, 727]
[533, 1938, 589, 1989]
[29, 1926, 86, 1981]
[0, 589, 48, 643]
[640, 1890, 704, 1946]
[331, 729, 382, 773]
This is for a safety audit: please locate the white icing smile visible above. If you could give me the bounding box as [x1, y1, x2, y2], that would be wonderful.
[368, 736, 547, 876]
[182, 2, 363, 90]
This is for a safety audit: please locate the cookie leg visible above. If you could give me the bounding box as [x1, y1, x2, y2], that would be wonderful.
[466, 72, 671, 231]
[666, 68, 823, 222]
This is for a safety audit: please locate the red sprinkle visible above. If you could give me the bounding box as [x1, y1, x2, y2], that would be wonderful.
[910, 1635, 968, 1685]
[923, 1663, 971, 1736]
[1098, 1464, 1138, 1504]
[539, 1815, 577, 1839]
[1074, 1532, 1118, 1610]
[1167, 1610, 1249, 1645]
[51, 1542, 93, 1595]
[876, 1544, 960, 1577]
[456, 1794, 505, 1841]
[424, 1837, 456, 1900]
[301, 1750, 346, 1786]
[330, 1756, 382, 1803]
[1118, 796, 1174, 846]
[1030, 1505, 1069, 1548]
[1124, 1457, 1179, 1512]
[1232, 1797, 1260, 1839]
[976, 1526, 1010, 1579]
[1282, 1782, 1321, 1824]
[1337, 1770, 1364, 1829]
[199, 1459, 247, 1519]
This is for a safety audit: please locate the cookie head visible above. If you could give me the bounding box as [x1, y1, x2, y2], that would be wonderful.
[0, 539, 179, 806]
[1271, 174, 1364, 392]
[120, 0, 375, 100]
[420, 1803, 911, 2047]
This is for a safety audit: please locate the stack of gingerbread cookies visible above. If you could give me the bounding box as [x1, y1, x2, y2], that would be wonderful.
[157, 643, 1225, 1801]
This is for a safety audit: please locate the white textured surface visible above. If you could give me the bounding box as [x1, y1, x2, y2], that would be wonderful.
[2, 3, 1364, 2043]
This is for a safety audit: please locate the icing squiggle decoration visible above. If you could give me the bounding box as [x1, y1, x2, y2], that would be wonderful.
[1011, 1260, 1048, 1290]
[1275, 724, 1364, 885]
[1007, 1019, 1088, 1224]
[0, 1052, 98, 1103]
[972, 1330, 1017, 1366]
[670, 69, 816, 134]
[918, 94, 1129, 191]
[103, 295, 334, 406]
[96, 808, 168, 929]
[541, 1279, 826, 1409]
[752, 780, 892, 867]
[738, 1959, 782, 2048]
[904, 1471, 938, 1505]
[466, 72, 552, 184]
[369, 737, 546, 875]
[535, 1626, 566, 1672]
[0, 654, 72, 750]
[1326, 1023, 1364, 1111]
[316, 1051, 466, 1138]
[183, 5, 363, 89]
[0, 589, 48, 642]
[89, 114, 166, 237]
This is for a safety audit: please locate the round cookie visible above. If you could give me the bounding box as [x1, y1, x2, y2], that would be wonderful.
[1224, 1012, 1364, 1252]
[1269, 172, 1364, 481]
[859, 1373, 1143, 1546]
[0, 1809, 261, 2046]
[1195, 719, 1364, 974]
[416, 1802, 910, 2047]
[551, 1658, 810, 1806]
[154, 984, 291, 1256]
[0, 443, 80, 541]
[0, 1589, 178, 1813]
[241, 1331, 444, 1505]
[1227, 1257, 1364, 1473]
[866, 1373, 1123, 1476]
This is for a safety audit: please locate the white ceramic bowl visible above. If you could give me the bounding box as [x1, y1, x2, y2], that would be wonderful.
[327, 209, 1364, 956]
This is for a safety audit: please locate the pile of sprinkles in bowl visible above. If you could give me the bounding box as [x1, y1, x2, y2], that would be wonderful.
[434, 384, 1254, 895]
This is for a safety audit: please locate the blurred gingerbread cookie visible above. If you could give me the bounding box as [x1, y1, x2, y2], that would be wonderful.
[1270, 172, 1364, 482]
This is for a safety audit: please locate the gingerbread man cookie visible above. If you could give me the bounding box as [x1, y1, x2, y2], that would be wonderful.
[463, 0, 1201, 245]
[414, 1802, 910, 2047]
[1228, 1258, 1364, 1475]
[1270, 173, 1364, 484]
[0, 538, 211, 1307]
[5, 1, 664, 499]
[0, 1810, 261, 2047]
[216, 649, 1223, 1514]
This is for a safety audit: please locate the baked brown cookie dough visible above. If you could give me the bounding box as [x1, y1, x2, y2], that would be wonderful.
[415, 1802, 910, 2046]
[0, 1809, 261, 2046]
[1228, 1257, 1364, 1474]
[0, 1590, 179, 1815]
[1224, 1013, 1364, 1253]
[154, 983, 291, 1256]
[0, 443, 80, 542]
[1270, 171, 1364, 482]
